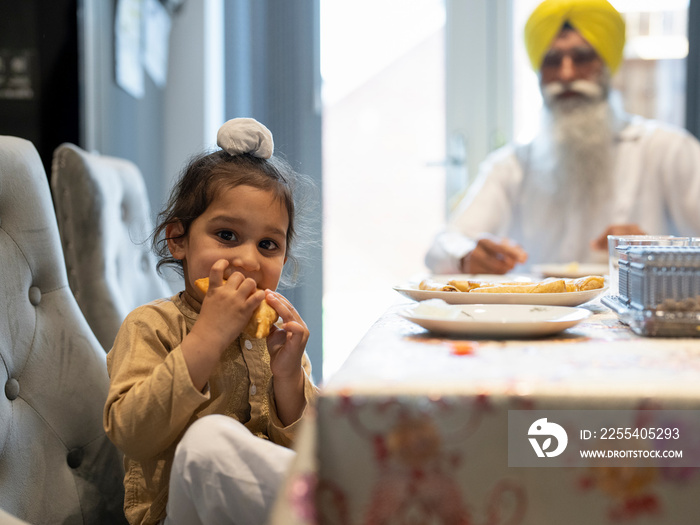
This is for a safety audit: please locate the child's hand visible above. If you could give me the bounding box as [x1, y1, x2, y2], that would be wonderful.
[195, 260, 264, 350]
[265, 290, 309, 426]
[182, 260, 264, 391]
[264, 290, 308, 379]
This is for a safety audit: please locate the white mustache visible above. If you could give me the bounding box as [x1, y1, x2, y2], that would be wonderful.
[542, 80, 604, 104]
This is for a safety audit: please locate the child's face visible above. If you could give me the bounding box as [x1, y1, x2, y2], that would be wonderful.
[168, 184, 289, 301]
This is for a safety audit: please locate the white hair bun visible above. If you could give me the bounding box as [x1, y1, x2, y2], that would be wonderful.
[217, 118, 274, 159]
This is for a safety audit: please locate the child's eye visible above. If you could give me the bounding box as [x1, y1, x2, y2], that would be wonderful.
[217, 230, 237, 242]
[259, 239, 280, 252]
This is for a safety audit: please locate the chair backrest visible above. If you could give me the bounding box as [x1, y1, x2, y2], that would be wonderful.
[0, 136, 126, 524]
[51, 143, 174, 351]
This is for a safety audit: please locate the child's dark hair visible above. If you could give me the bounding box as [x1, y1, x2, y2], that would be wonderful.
[153, 149, 313, 285]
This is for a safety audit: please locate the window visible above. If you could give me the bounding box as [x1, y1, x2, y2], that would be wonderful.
[321, 0, 446, 380]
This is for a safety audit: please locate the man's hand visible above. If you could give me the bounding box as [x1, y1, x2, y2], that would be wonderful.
[591, 224, 646, 251]
[460, 235, 528, 274]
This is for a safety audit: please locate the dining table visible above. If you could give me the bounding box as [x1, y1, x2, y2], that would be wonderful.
[268, 283, 700, 525]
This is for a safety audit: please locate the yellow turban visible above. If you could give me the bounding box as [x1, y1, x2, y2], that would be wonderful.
[524, 0, 626, 73]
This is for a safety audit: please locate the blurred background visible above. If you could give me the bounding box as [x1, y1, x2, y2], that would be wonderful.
[0, 0, 697, 382]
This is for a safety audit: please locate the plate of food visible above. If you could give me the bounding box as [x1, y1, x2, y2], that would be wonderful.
[400, 299, 592, 337]
[393, 275, 608, 307]
[532, 262, 609, 278]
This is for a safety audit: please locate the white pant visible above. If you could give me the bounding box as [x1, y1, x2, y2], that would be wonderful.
[164, 414, 294, 525]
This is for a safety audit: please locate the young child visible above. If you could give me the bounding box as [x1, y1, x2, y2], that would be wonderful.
[103, 118, 318, 525]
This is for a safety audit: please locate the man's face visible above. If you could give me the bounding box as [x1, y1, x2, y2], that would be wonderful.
[539, 28, 605, 99]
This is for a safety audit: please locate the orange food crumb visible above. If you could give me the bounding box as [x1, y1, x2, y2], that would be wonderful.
[449, 341, 478, 356]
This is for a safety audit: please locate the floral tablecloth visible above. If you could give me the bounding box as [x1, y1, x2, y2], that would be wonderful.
[269, 300, 700, 525]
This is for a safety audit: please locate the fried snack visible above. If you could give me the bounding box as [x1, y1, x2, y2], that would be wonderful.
[418, 275, 604, 294]
[419, 279, 523, 292]
[574, 275, 605, 291]
[470, 279, 567, 294]
[243, 301, 279, 339]
[563, 276, 605, 292]
[448, 280, 526, 292]
[446, 280, 484, 292]
[194, 277, 279, 338]
[419, 279, 459, 291]
[194, 277, 210, 295]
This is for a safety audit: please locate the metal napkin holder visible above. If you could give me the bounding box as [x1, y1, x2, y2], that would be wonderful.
[602, 246, 700, 337]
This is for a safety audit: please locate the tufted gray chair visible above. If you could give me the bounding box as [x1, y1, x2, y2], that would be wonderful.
[50, 143, 174, 352]
[0, 136, 127, 523]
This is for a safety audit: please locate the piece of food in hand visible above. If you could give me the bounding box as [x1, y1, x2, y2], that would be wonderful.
[194, 277, 211, 295]
[194, 277, 279, 338]
[242, 300, 279, 339]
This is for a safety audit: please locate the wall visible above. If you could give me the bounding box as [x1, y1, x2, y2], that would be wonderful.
[163, 0, 224, 193]
[81, 0, 223, 216]
[224, 0, 324, 380]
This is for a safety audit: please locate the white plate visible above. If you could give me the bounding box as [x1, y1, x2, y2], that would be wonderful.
[393, 284, 609, 307]
[532, 263, 609, 278]
[400, 304, 592, 337]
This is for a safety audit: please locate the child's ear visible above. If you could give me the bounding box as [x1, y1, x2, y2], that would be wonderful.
[166, 221, 187, 260]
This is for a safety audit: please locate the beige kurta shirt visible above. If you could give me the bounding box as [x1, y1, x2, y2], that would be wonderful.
[103, 291, 318, 525]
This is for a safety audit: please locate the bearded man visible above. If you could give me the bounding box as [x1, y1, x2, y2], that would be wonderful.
[426, 0, 700, 275]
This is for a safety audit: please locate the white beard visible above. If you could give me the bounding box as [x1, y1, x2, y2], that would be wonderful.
[514, 75, 619, 263]
[536, 77, 615, 211]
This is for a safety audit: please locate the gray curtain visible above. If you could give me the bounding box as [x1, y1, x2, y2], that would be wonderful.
[224, 0, 324, 382]
[686, 0, 700, 138]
